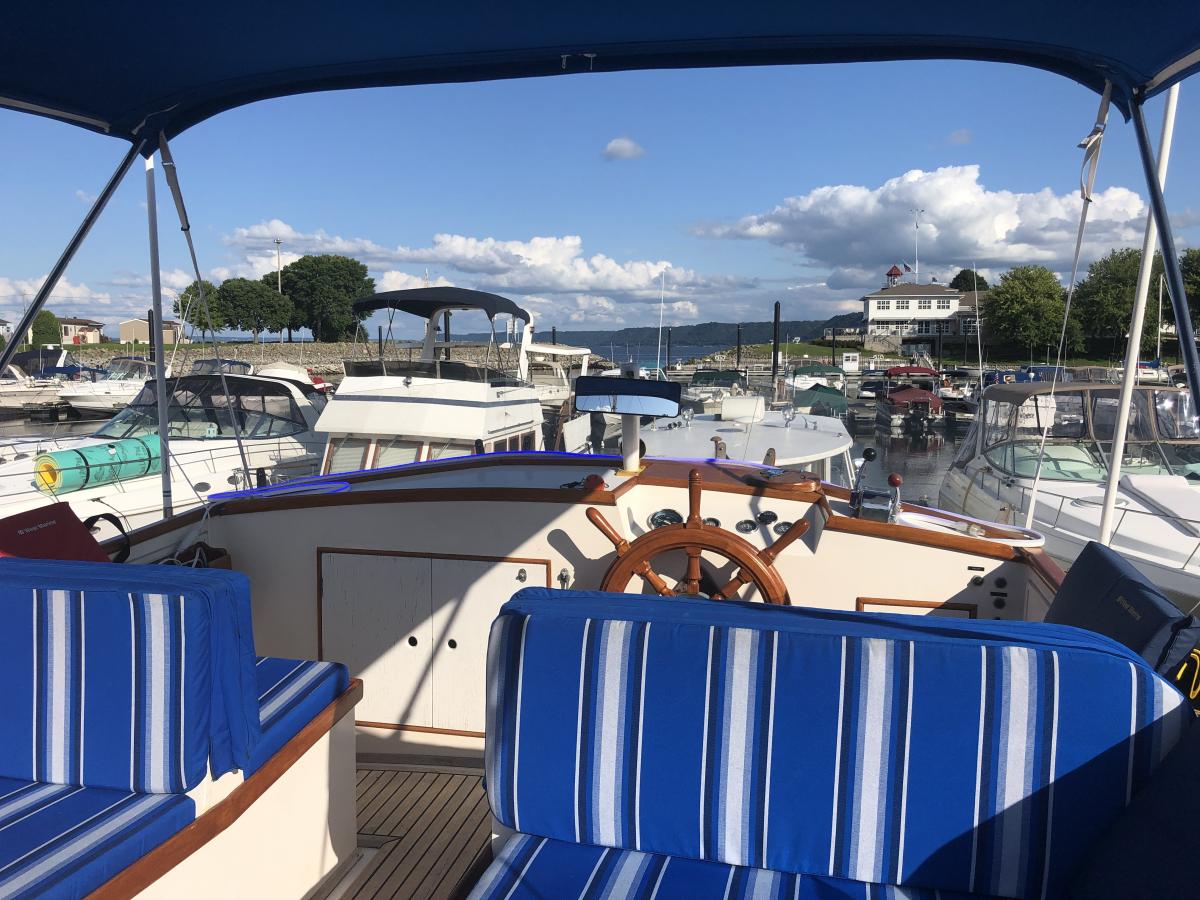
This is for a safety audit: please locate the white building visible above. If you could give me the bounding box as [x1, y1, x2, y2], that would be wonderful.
[861, 267, 985, 338]
[58, 317, 106, 344]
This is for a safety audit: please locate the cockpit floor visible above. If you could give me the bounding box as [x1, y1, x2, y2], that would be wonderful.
[322, 760, 491, 899]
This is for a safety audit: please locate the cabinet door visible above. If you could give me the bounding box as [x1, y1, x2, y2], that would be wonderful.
[320, 552, 433, 727]
[430, 558, 540, 732]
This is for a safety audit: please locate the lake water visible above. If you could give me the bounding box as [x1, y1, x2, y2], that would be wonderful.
[852, 429, 964, 507]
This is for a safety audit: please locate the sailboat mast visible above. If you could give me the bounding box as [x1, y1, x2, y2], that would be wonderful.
[656, 270, 665, 372]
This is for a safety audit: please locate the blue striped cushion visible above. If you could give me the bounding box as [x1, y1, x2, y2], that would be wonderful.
[247, 657, 349, 774]
[0, 775, 194, 899]
[486, 590, 1191, 900]
[467, 833, 991, 900]
[0, 560, 263, 791]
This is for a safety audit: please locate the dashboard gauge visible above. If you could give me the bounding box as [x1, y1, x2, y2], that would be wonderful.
[703, 517, 721, 528]
[735, 519, 757, 534]
[648, 509, 684, 529]
[756, 510, 778, 525]
[773, 522, 793, 535]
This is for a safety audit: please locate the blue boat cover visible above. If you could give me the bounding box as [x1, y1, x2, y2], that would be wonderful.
[0, 775, 194, 899]
[1046, 541, 1200, 676]
[0, 3, 1197, 142]
[486, 589, 1190, 899]
[248, 657, 350, 774]
[0, 559, 262, 787]
[468, 833, 988, 900]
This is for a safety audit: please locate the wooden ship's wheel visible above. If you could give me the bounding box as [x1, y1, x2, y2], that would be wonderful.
[586, 468, 809, 604]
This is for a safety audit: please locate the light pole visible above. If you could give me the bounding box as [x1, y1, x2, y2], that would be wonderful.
[910, 208, 925, 283]
[274, 238, 284, 343]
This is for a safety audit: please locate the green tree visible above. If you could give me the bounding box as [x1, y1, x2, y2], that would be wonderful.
[985, 265, 1080, 355]
[173, 279, 227, 338]
[278, 255, 374, 342]
[949, 268, 989, 292]
[31, 310, 59, 346]
[219, 278, 293, 340]
[1072, 248, 1164, 351]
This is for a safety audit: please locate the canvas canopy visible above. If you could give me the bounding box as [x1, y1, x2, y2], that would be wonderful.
[1, 3, 1198, 144]
[353, 287, 531, 322]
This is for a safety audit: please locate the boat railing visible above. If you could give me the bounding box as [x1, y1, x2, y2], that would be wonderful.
[342, 358, 527, 387]
[1010, 482, 1200, 570]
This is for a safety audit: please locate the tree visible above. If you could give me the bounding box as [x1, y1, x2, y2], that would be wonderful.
[985, 265, 1080, 355]
[173, 279, 227, 338]
[31, 310, 59, 346]
[278, 255, 374, 342]
[949, 268, 989, 292]
[220, 278, 293, 340]
[1072, 248, 1163, 352]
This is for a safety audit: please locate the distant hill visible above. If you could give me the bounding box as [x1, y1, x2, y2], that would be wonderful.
[460, 312, 862, 349]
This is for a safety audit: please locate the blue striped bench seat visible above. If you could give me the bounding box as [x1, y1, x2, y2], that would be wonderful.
[475, 589, 1191, 900]
[249, 656, 350, 773]
[0, 777, 194, 900]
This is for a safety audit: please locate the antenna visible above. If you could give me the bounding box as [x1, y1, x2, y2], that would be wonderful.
[655, 269, 666, 372]
[909, 208, 925, 283]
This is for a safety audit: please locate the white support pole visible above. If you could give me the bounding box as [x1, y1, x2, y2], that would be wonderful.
[621, 413, 640, 472]
[145, 154, 173, 518]
[1098, 84, 1180, 546]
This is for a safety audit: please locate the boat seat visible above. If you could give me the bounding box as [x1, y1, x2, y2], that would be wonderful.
[0, 776, 194, 900]
[248, 656, 350, 774]
[475, 588, 1190, 900]
[1045, 540, 1200, 677]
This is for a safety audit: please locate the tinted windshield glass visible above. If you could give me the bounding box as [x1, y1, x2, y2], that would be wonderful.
[1156, 391, 1200, 440]
[95, 376, 307, 440]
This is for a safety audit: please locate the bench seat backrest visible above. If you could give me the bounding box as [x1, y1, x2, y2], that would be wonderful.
[486, 589, 1190, 899]
[0, 560, 261, 793]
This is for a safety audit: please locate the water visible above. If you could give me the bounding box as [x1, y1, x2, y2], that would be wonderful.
[852, 429, 963, 507]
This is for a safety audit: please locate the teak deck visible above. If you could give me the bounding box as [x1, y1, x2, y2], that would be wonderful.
[329, 761, 491, 899]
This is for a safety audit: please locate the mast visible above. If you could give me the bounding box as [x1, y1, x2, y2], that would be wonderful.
[655, 269, 666, 372]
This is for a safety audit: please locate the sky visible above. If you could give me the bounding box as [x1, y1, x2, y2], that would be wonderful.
[0, 60, 1197, 342]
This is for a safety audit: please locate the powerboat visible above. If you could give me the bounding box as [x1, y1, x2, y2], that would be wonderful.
[939, 381, 1200, 608]
[788, 362, 845, 391]
[317, 287, 550, 474]
[521, 340, 595, 452]
[1, 3, 1199, 899]
[0, 371, 326, 538]
[0, 348, 84, 410]
[680, 368, 749, 414]
[57, 355, 159, 414]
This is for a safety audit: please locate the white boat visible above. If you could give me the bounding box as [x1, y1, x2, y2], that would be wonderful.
[0, 371, 326, 538]
[521, 340, 596, 452]
[317, 287, 550, 474]
[57, 355, 159, 414]
[1, 4, 1199, 899]
[680, 368, 749, 414]
[0, 349, 81, 409]
[938, 380, 1200, 607]
[641, 394, 856, 485]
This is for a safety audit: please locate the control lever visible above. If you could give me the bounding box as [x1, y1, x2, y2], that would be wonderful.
[848, 447, 876, 516]
[887, 473, 903, 522]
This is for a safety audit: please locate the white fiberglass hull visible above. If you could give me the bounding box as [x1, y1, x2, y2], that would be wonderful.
[58, 381, 143, 413]
[0, 382, 61, 409]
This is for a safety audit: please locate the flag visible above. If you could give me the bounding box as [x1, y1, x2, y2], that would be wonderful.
[902, 262, 913, 273]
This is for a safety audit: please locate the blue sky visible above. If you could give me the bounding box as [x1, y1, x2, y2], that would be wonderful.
[0, 61, 1196, 340]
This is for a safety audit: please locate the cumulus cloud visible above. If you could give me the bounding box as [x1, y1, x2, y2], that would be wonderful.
[377, 270, 454, 292]
[699, 164, 1147, 289]
[74, 189, 97, 205]
[601, 137, 645, 161]
[221, 221, 753, 304]
[0, 275, 118, 330]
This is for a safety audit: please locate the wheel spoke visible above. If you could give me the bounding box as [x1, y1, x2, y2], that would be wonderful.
[712, 567, 752, 600]
[686, 468, 703, 525]
[586, 507, 630, 556]
[683, 545, 703, 594]
[634, 560, 675, 596]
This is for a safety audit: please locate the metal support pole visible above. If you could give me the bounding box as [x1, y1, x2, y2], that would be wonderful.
[621, 413, 640, 472]
[1132, 93, 1200, 404]
[736, 324, 742, 368]
[1099, 84, 1180, 545]
[443, 311, 451, 360]
[145, 154, 173, 518]
[666, 327, 672, 371]
[771, 302, 781, 382]
[0, 140, 145, 375]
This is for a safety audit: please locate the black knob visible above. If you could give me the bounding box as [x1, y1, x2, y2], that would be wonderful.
[448, 639, 458, 649]
[863, 448, 877, 462]
[407, 636, 418, 647]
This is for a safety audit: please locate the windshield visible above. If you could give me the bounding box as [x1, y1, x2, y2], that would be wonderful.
[106, 358, 150, 380]
[191, 359, 253, 375]
[982, 388, 1200, 480]
[95, 376, 308, 441]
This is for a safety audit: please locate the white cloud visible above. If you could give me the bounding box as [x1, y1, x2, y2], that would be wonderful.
[74, 189, 98, 205]
[601, 137, 645, 161]
[377, 270, 454, 292]
[949, 129, 972, 145]
[699, 164, 1146, 289]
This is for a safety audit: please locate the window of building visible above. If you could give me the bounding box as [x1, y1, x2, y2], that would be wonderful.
[935, 321, 953, 334]
[876, 299, 890, 310]
[918, 298, 932, 310]
[895, 299, 910, 310]
[916, 321, 932, 335]
[937, 298, 952, 310]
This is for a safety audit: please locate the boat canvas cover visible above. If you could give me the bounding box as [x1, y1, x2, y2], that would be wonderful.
[884, 386, 943, 411]
[885, 365, 938, 377]
[353, 286, 530, 322]
[792, 364, 843, 376]
[1, 3, 1198, 142]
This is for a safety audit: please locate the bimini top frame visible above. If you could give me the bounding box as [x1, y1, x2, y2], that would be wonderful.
[0, 2, 1198, 141]
[352, 287, 531, 323]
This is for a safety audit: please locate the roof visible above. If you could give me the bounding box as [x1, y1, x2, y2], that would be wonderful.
[640, 407, 852, 467]
[886, 265, 903, 277]
[884, 386, 944, 409]
[956, 290, 989, 311]
[0, 5, 1196, 143]
[865, 283, 961, 298]
[119, 317, 180, 325]
[885, 365, 938, 376]
[353, 287, 530, 322]
[58, 317, 105, 326]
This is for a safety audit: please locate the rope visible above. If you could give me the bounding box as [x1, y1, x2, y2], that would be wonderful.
[1022, 83, 1111, 530]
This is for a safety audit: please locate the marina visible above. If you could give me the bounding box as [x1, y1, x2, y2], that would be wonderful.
[2, 5, 1200, 900]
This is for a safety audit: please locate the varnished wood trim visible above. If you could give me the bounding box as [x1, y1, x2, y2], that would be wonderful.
[316, 547, 552, 661]
[356, 720, 485, 739]
[856, 596, 978, 617]
[90, 679, 363, 900]
[823, 514, 1019, 561]
[1019, 547, 1066, 594]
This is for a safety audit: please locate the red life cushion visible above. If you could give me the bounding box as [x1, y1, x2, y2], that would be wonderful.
[0, 502, 111, 562]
